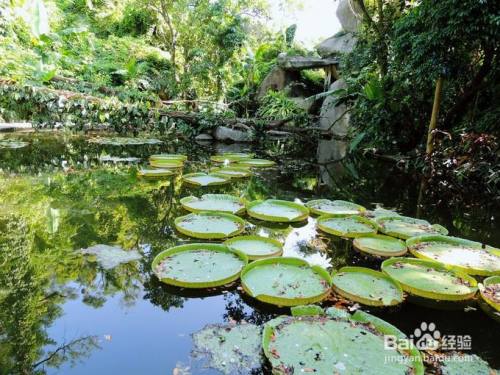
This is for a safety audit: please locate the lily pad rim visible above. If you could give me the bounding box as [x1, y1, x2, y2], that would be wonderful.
[181, 172, 232, 186]
[174, 211, 246, 239]
[179, 194, 246, 215]
[305, 199, 367, 216]
[353, 233, 408, 257]
[224, 235, 283, 260]
[246, 199, 310, 223]
[375, 215, 449, 239]
[479, 275, 500, 312]
[317, 214, 378, 238]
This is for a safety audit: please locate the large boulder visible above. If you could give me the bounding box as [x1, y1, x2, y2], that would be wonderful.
[256, 66, 299, 100]
[318, 79, 350, 137]
[336, 0, 362, 33]
[316, 32, 358, 57]
[213, 124, 253, 143]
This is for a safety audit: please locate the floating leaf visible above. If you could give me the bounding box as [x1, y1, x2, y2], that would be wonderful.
[305, 199, 365, 216]
[152, 243, 247, 288]
[224, 235, 283, 260]
[332, 266, 404, 306]
[236, 159, 276, 168]
[353, 234, 407, 257]
[137, 168, 175, 179]
[479, 275, 500, 312]
[180, 194, 245, 215]
[88, 137, 162, 146]
[317, 215, 377, 238]
[149, 159, 184, 169]
[246, 200, 309, 223]
[240, 257, 331, 306]
[211, 153, 254, 164]
[174, 212, 245, 239]
[81, 244, 141, 270]
[364, 207, 401, 219]
[381, 257, 478, 301]
[149, 154, 187, 162]
[440, 353, 496, 375]
[376, 216, 448, 239]
[192, 323, 262, 374]
[407, 235, 500, 276]
[210, 166, 252, 178]
[182, 172, 231, 187]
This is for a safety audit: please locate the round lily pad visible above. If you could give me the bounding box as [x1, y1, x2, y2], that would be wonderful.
[182, 172, 231, 187]
[149, 159, 184, 169]
[246, 200, 309, 223]
[364, 207, 401, 219]
[305, 199, 366, 216]
[479, 275, 500, 312]
[236, 159, 276, 168]
[174, 212, 245, 239]
[332, 266, 404, 306]
[211, 153, 254, 163]
[180, 194, 245, 215]
[88, 137, 162, 146]
[353, 234, 407, 257]
[224, 235, 283, 260]
[381, 257, 478, 301]
[440, 353, 496, 375]
[263, 313, 421, 374]
[240, 257, 332, 306]
[149, 154, 187, 162]
[407, 235, 500, 276]
[0, 140, 29, 149]
[317, 215, 378, 238]
[152, 243, 247, 288]
[210, 166, 252, 178]
[137, 168, 175, 179]
[375, 215, 448, 239]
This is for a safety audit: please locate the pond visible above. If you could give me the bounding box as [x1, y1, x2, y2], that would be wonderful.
[0, 132, 498, 374]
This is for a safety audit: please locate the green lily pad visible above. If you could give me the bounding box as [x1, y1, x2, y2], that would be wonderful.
[0, 140, 29, 149]
[174, 212, 245, 239]
[81, 244, 141, 270]
[364, 207, 401, 219]
[262, 312, 421, 374]
[479, 275, 500, 312]
[152, 243, 247, 288]
[149, 159, 184, 169]
[88, 137, 162, 146]
[246, 200, 309, 222]
[332, 266, 404, 306]
[240, 257, 331, 306]
[407, 235, 500, 276]
[180, 194, 245, 215]
[440, 353, 496, 375]
[210, 166, 252, 178]
[236, 159, 276, 168]
[137, 168, 175, 179]
[305, 199, 366, 216]
[224, 235, 283, 260]
[192, 323, 262, 374]
[353, 234, 407, 257]
[375, 215, 448, 239]
[317, 215, 378, 238]
[149, 154, 187, 162]
[381, 257, 478, 301]
[182, 172, 231, 187]
[211, 153, 254, 163]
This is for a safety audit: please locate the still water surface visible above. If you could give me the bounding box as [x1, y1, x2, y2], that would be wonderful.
[0, 133, 498, 374]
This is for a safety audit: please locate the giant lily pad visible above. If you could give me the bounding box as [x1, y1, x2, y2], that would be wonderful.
[152, 243, 247, 288]
[137, 168, 175, 179]
[364, 207, 401, 219]
[440, 353, 497, 375]
[305, 199, 366, 216]
[479, 275, 500, 312]
[149, 154, 187, 162]
[263, 308, 423, 374]
[88, 137, 162, 146]
[353, 234, 407, 257]
[81, 244, 141, 269]
[332, 266, 404, 306]
[240, 257, 331, 306]
[375, 215, 448, 239]
[407, 235, 500, 276]
[192, 323, 262, 374]
[224, 235, 283, 260]
[381, 257, 478, 301]
[174, 212, 245, 239]
[149, 159, 184, 169]
[317, 215, 378, 238]
[211, 153, 254, 164]
[246, 200, 309, 223]
[210, 166, 252, 178]
[236, 159, 276, 168]
[0, 140, 29, 149]
[182, 172, 231, 187]
[180, 194, 245, 215]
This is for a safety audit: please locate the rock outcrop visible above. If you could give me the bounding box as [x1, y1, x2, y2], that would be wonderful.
[318, 79, 350, 137]
[213, 124, 253, 143]
[316, 32, 358, 57]
[336, 0, 362, 33]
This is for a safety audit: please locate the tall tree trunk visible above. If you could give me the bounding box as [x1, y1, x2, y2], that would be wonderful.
[426, 76, 444, 156]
